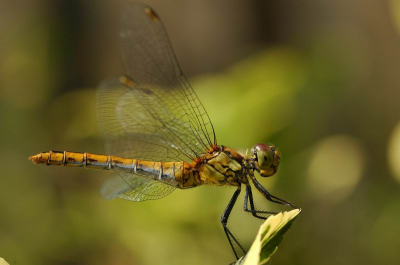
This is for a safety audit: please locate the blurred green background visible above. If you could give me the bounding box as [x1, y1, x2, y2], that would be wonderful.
[1, 0, 400, 264]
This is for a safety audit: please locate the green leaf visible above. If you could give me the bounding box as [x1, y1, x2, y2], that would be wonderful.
[236, 209, 301, 265]
[0, 258, 10, 265]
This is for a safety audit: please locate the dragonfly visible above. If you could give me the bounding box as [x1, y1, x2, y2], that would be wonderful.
[29, 3, 298, 259]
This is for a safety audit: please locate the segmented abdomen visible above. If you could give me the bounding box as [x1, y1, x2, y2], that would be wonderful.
[29, 151, 200, 188]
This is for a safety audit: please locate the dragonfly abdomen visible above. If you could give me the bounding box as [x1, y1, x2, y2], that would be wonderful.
[29, 151, 193, 186]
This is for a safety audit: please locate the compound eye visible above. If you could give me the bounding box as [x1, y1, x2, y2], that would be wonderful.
[253, 143, 273, 170]
[254, 143, 270, 153]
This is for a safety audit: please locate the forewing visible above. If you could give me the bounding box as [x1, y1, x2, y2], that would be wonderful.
[97, 3, 217, 201]
[119, 3, 216, 154]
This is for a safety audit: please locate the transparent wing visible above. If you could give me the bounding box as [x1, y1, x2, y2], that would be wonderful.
[119, 3, 216, 156]
[98, 79, 181, 201]
[100, 173, 176, 202]
[97, 3, 217, 201]
[97, 78, 212, 162]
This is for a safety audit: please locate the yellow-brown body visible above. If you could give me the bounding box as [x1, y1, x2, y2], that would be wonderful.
[29, 146, 247, 189]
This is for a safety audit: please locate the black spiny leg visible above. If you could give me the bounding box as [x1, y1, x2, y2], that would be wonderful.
[250, 174, 299, 209]
[221, 187, 245, 259]
[243, 184, 279, 219]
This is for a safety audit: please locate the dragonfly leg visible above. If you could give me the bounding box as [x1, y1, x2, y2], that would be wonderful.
[243, 184, 279, 219]
[221, 187, 245, 259]
[250, 174, 299, 209]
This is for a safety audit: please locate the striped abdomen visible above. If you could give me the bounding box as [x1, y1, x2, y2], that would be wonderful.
[29, 151, 201, 188]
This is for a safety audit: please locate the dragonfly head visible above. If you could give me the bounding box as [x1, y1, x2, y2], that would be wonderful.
[251, 143, 280, 177]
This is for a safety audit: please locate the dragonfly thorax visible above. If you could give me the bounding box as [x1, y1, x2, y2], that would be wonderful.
[188, 145, 245, 187]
